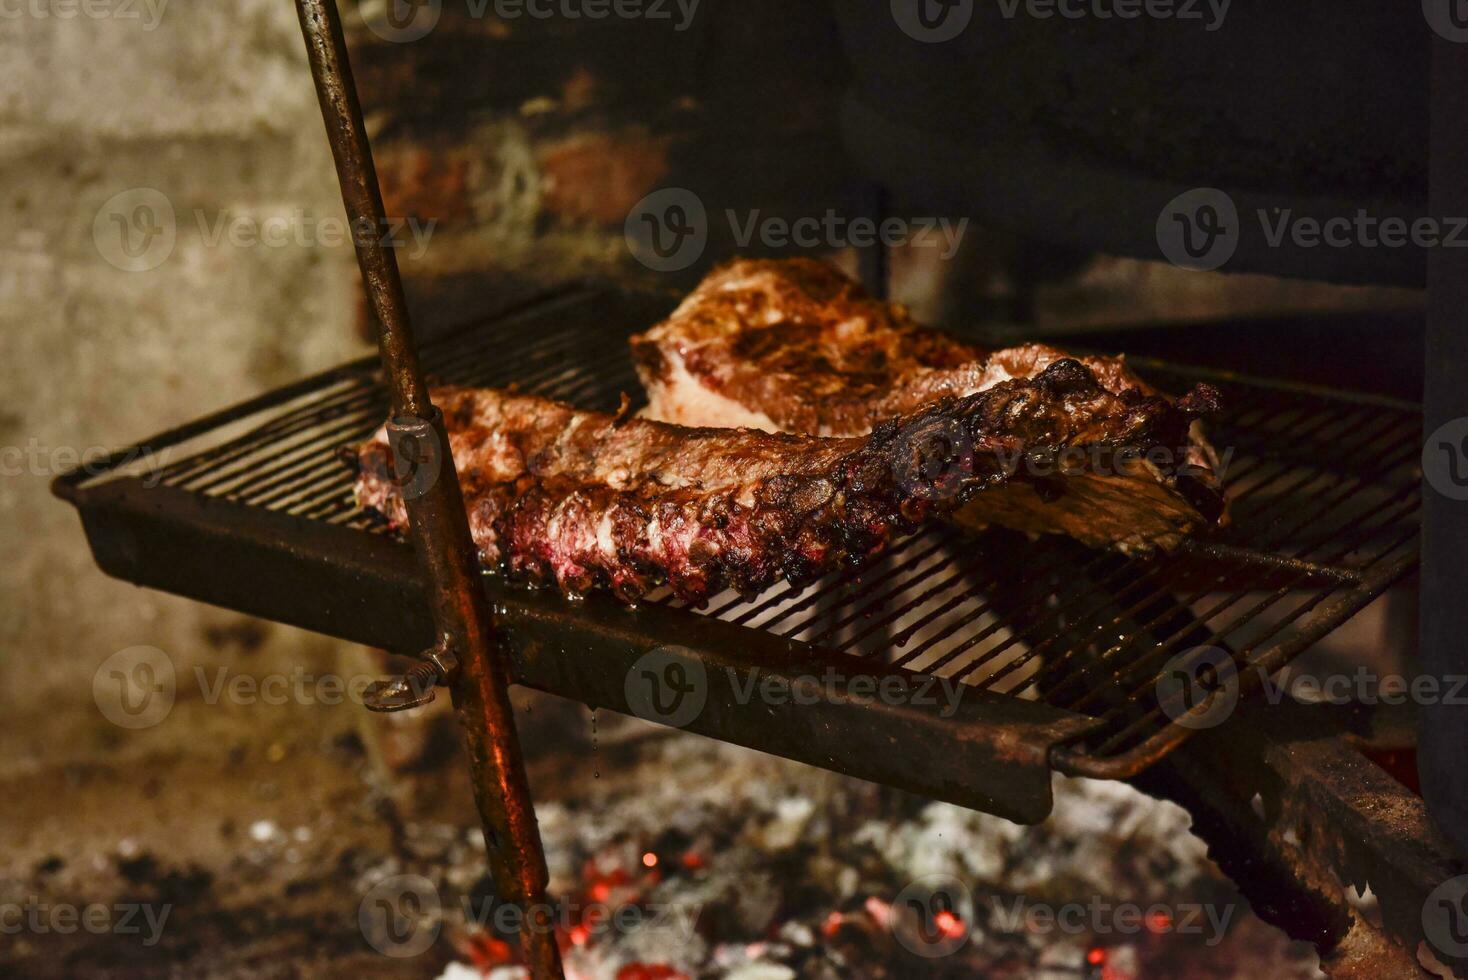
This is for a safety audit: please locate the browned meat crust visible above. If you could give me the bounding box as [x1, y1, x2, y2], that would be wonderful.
[351, 361, 1221, 605]
[630, 258, 1227, 550]
[630, 257, 1146, 437]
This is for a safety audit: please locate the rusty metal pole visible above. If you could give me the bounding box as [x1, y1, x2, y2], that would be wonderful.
[292, 3, 565, 976]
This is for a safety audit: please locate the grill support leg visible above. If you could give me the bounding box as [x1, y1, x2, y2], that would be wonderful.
[292, 3, 565, 976]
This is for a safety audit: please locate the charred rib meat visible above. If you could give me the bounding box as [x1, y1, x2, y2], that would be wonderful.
[351, 362, 1218, 604]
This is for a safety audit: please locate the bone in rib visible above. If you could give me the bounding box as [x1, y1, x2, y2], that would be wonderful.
[352, 361, 1219, 605]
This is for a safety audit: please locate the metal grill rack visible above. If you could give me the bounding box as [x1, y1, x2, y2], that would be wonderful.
[55, 283, 1421, 818]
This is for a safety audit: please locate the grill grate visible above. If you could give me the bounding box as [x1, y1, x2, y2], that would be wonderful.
[111, 287, 1424, 778]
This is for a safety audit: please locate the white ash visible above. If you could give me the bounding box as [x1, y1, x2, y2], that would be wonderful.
[401, 732, 1316, 978]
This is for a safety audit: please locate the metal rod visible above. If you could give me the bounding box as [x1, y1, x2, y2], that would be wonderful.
[291, 3, 565, 976]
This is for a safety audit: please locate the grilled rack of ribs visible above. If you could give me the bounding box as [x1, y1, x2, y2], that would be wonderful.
[631, 258, 1227, 551]
[350, 363, 1220, 605]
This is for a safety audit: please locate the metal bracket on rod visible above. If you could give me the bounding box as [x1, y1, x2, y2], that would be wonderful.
[292, 3, 566, 976]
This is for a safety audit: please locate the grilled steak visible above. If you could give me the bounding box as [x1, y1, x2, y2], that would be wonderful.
[631, 258, 1226, 551]
[351, 363, 1219, 605]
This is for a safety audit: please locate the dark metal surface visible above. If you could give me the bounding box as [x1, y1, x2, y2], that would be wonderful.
[292, 3, 563, 975]
[1140, 699, 1468, 976]
[52, 285, 1423, 808]
[1420, 29, 1468, 859]
[62, 475, 1086, 822]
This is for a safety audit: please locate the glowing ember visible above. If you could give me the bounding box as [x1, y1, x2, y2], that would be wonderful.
[569, 924, 591, 947]
[642, 851, 659, 868]
[1087, 946, 1107, 965]
[1145, 910, 1173, 933]
[615, 965, 687, 980]
[452, 932, 518, 974]
[863, 896, 892, 928]
[933, 909, 966, 940]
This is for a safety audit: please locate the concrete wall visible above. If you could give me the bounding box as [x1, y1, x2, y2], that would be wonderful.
[0, 1, 367, 770]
